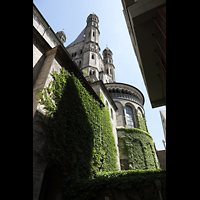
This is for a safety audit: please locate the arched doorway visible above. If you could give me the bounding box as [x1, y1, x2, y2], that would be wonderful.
[39, 163, 63, 200]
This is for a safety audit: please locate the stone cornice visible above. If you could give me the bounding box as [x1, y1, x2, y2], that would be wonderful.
[33, 3, 62, 48]
[105, 82, 144, 106]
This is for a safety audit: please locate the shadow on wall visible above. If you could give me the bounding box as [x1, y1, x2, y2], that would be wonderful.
[39, 73, 95, 179]
[37, 68, 118, 199]
[37, 73, 96, 199]
[39, 163, 63, 200]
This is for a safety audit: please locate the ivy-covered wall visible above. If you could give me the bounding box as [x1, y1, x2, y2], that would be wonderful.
[38, 67, 118, 179]
[117, 128, 159, 170]
[135, 110, 148, 132]
[63, 169, 166, 200]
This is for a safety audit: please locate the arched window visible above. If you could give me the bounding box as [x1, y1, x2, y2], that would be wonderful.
[110, 69, 112, 76]
[125, 105, 135, 128]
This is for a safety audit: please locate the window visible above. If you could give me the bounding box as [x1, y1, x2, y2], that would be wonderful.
[72, 52, 77, 57]
[93, 31, 95, 37]
[110, 108, 113, 119]
[92, 54, 95, 59]
[125, 105, 135, 128]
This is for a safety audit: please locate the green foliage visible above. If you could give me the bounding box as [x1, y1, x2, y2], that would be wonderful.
[135, 110, 148, 132]
[82, 69, 89, 76]
[39, 68, 70, 117]
[38, 68, 118, 179]
[63, 169, 166, 200]
[37, 68, 165, 200]
[117, 128, 159, 170]
[98, 94, 118, 173]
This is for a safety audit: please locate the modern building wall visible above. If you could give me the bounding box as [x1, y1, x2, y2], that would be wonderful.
[121, 0, 166, 108]
[160, 110, 166, 140]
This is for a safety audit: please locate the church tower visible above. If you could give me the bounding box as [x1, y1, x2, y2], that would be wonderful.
[102, 47, 115, 83]
[81, 14, 101, 83]
[66, 14, 102, 83]
[84, 14, 100, 44]
[66, 14, 116, 84]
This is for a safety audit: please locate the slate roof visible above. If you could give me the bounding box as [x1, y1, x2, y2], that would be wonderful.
[67, 27, 86, 47]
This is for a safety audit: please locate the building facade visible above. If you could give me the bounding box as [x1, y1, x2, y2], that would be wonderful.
[66, 13, 158, 170]
[33, 3, 159, 199]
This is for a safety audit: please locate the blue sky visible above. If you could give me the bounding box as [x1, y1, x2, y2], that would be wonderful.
[33, 0, 166, 150]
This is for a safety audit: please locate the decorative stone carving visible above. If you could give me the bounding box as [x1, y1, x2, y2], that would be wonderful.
[83, 44, 99, 53]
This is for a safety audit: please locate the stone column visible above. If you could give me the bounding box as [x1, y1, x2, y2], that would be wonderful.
[123, 105, 127, 128]
[33, 47, 58, 117]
